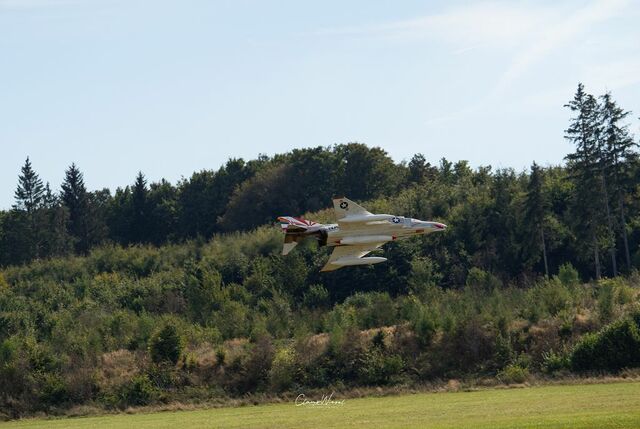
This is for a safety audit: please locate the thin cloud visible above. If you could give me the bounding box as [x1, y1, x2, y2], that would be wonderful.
[492, 0, 631, 96]
[582, 58, 640, 93]
[316, 2, 556, 49]
[0, 0, 88, 9]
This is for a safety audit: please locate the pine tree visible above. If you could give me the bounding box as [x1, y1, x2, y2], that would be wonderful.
[61, 163, 91, 253]
[599, 92, 637, 271]
[13, 157, 44, 214]
[13, 157, 45, 259]
[131, 171, 149, 243]
[564, 84, 604, 279]
[40, 182, 73, 258]
[523, 162, 549, 277]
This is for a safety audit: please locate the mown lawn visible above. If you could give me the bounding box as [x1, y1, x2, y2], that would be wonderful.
[3, 381, 640, 429]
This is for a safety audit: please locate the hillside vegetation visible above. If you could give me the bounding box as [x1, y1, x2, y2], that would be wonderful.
[1, 84, 640, 418]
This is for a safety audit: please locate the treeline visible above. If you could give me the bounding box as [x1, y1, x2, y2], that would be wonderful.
[0, 144, 404, 265]
[1, 84, 638, 283]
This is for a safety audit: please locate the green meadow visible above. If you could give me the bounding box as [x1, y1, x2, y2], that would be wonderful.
[4, 381, 640, 429]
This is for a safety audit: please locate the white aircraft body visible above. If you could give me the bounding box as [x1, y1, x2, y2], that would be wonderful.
[278, 197, 447, 272]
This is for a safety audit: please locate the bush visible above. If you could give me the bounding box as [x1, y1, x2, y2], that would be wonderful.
[357, 349, 404, 385]
[557, 263, 579, 287]
[408, 257, 442, 297]
[149, 323, 184, 365]
[38, 373, 69, 407]
[570, 317, 640, 372]
[466, 268, 502, 292]
[119, 374, 157, 406]
[269, 346, 296, 391]
[538, 279, 572, 316]
[597, 282, 615, 323]
[411, 306, 437, 348]
[541, 349, 570, 374]
[498, 364, 529, 384]
[303, 284, 330, 309]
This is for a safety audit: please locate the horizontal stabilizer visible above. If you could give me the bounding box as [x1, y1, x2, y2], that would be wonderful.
[282, 241, 298, 255]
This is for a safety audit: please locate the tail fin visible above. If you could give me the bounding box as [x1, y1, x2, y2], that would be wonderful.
[277, 216, 320, 255]
[332, 196, 371, 220]
[277, 216, 318, 232]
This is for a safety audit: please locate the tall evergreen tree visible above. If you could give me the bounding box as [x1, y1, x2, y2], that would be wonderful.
[61, 163, 92, 253]
[13, 157, 44, 214]
[564, 84, 604, 279]
[131, 171, 149, 243]
[523, 162, 549, 277]
[13, 158, 45, 259]
[600, 92, 637, 271]
[40, 182, 73, 258]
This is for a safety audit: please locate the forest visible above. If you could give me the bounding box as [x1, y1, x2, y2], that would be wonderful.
[1, 83, 640, 418]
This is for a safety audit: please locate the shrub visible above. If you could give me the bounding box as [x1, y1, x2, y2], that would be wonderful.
[492, 334, 514, 370]
[411, 306, 437, 348]
[119, 374, 157, 406]
[597, 282, 615, 323]
[498, 364, 529, 384]
[466, 268, 502, 292]
[538, 279, 572, 316]
[408, 257, 442, 297]
[303, 284, 330, 309]
[541, 349, 570, 374]
[372, 330, 386, 350]
[149, 323, 184, 365]
[570, 318, 640, 372]
[269, 346, 296, 391]
[557, 263, 579, 287]
[38, 373, 69, 407]
[357, 349, 404, 385]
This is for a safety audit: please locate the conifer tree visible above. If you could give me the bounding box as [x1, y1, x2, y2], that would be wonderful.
[13, 158, 45, 259]
[523, 162, 549, 277]
[14, 157, 44, 214]
[564, 84, 604, 279]
[61, 163, 91, 253]
[599, 92, 637, 271]
[131, 171, 149, 243]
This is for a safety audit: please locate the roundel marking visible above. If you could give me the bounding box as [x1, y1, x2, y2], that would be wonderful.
[392, 217, 400, 224]
[340, 201, 348, 209]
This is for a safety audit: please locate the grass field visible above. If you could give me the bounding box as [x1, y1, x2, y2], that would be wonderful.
[3, 381, 640, 429]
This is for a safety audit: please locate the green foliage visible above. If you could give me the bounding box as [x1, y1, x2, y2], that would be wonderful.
[149, 323, 184, 366]
[558, 263, 580, 287]
[120, 374, 158, 407]
[2, 125, 640, 416]
[541, 349, 570, 374]
[408, 256, 442, 297]
[571, 317, 640, 372]
[537, 279, 572, 316]
[497, 364, 529, 384]
[269, 346, 296, 391]
[466, 268, 502, 292]
[357, 349, 404, 385]
[598, 282, 616, 323]
[411, 304, 438, 348]
[303, 284, 330, 309]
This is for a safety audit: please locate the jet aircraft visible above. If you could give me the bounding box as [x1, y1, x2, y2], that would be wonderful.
[278, 197, 447, 271]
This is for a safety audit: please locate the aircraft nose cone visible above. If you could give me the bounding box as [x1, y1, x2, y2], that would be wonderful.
[433, 222, 447, 230]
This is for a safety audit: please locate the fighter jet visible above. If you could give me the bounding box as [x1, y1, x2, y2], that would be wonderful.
[278, 197, 447, 272]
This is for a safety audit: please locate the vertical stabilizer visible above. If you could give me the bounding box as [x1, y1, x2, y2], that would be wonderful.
[332, 196, 371, 220]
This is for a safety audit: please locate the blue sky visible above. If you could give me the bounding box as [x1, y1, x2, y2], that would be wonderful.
[1, 0, 639, 209]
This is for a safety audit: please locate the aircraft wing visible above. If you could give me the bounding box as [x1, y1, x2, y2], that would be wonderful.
[320, 242, 384, 272]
